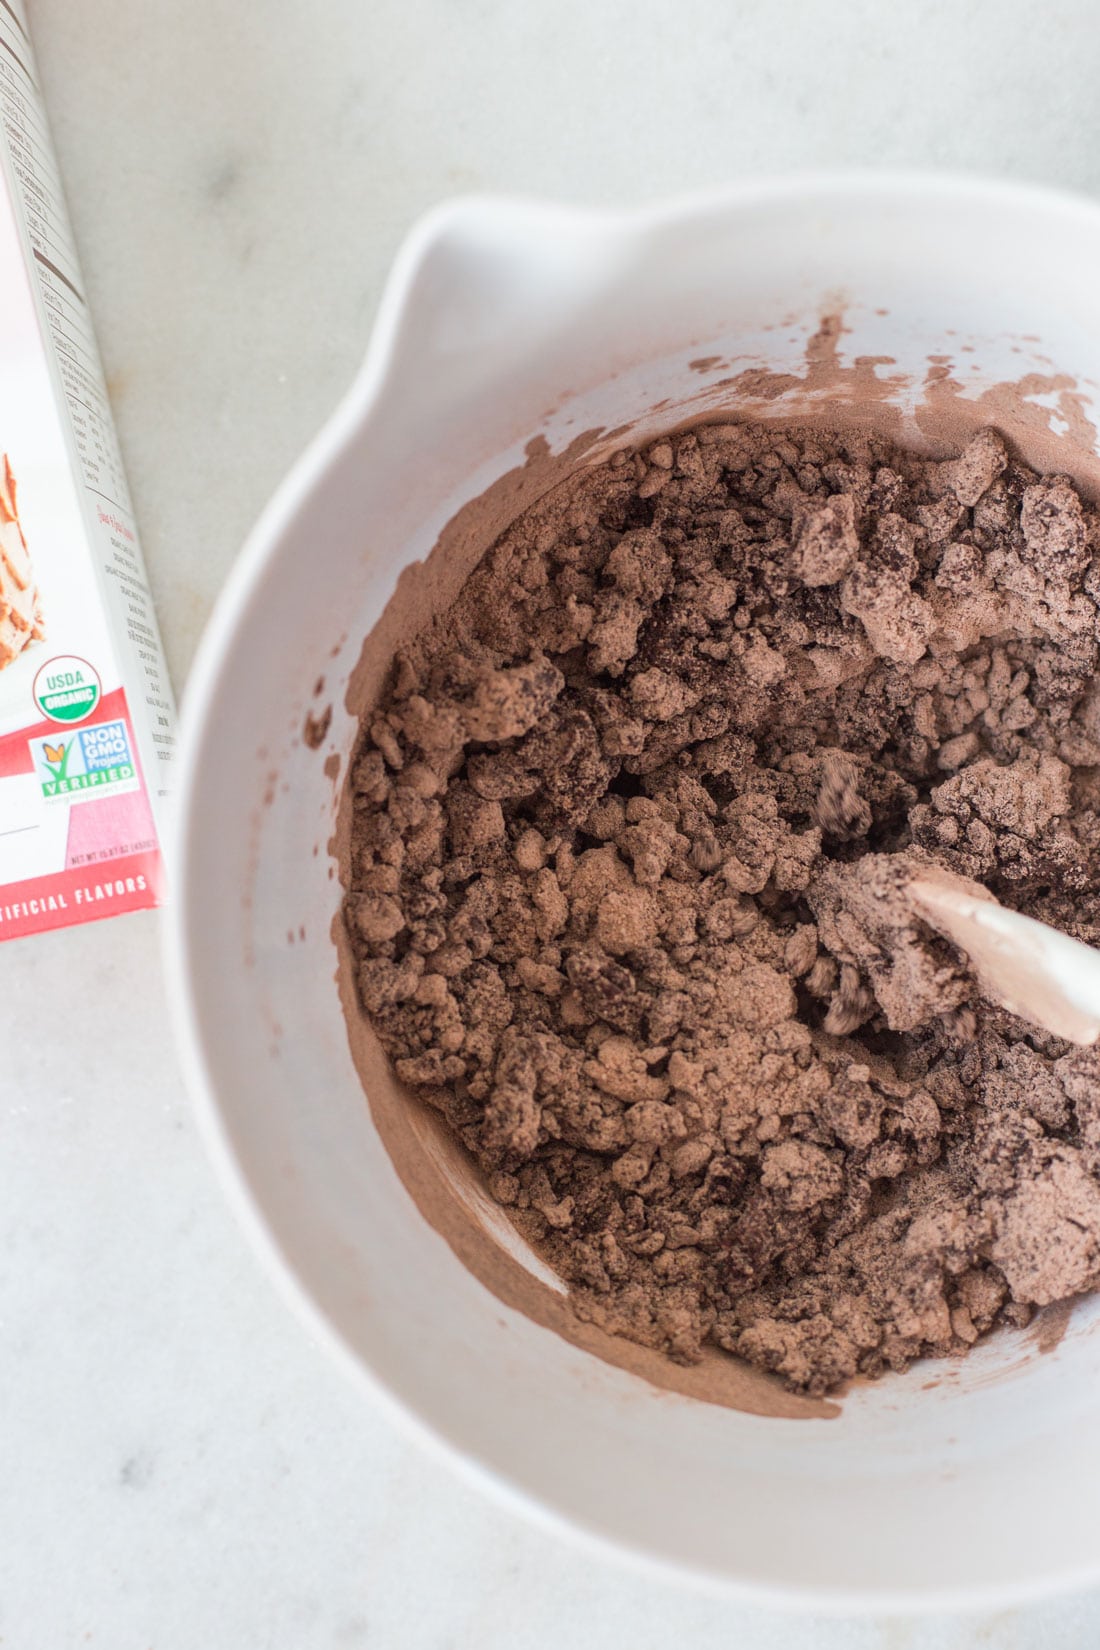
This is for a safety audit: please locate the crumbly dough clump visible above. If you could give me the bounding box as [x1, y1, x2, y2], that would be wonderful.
[346, 420, 1100, 1394]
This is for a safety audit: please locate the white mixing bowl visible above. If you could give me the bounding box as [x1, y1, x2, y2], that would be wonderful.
[167, 176, 1100, 1610]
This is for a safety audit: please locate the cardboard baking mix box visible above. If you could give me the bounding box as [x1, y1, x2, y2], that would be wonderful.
[0, 0, 175, 941]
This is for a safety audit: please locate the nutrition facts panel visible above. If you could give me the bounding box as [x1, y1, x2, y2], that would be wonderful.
[0, 0, 176, 793]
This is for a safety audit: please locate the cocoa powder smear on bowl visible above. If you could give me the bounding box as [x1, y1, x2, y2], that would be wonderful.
[344, 420, 1100, 1395]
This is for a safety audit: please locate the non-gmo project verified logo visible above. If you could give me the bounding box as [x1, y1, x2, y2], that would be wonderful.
[30, 719, 139, 804]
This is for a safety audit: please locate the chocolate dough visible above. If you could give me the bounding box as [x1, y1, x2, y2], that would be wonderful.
[345, 420, 1100, 1394]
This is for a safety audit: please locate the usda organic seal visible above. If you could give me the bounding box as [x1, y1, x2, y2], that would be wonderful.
[32, 655, 102, 724]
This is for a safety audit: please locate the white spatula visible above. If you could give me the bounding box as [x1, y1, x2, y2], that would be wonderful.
[910, 878, 1100, 1046]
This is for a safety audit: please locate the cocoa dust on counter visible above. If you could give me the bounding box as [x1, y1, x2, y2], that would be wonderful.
[344, 419, 1100, 1395]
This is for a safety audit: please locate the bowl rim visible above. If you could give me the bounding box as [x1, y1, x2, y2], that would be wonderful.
[164, 169, 1100, 1614]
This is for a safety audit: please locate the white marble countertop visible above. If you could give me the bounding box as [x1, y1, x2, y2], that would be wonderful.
[6, 1, 1100, 1644]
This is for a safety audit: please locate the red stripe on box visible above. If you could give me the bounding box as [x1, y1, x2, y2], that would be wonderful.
[0, 684, 131, 778]
[0, 847, 164, 940]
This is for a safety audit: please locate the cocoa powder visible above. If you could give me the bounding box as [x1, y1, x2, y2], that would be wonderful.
[344, 420, 1100, 1395]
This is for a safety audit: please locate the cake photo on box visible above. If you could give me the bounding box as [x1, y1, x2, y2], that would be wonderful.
[0, 452, 44, 668]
